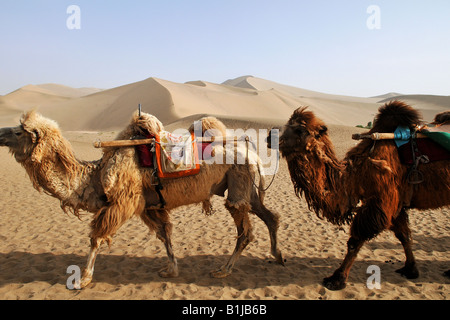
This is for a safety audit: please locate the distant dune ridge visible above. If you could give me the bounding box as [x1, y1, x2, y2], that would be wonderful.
[0, 76, 448, 131]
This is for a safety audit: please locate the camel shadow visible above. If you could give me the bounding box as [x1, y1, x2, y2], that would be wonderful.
[0, 250, 448, 289]
[366, 234, 450, 252]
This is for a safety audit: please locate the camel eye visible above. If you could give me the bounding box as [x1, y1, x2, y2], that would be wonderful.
[294, 126, 308, 136]
[14, 131, 23, 137]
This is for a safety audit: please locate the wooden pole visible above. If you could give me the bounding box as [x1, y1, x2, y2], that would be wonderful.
[352, 132, 428, 140]
[93, 136, 248, 148]
[93, 138, 155, 148]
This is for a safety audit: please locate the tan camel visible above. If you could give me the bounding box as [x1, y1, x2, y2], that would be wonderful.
[0, 110, 283, 288]
[268, 101, 450, 290]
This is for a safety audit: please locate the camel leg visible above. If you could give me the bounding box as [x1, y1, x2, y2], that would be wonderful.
[323, 237, 365, 290]
[250, 189, 284, 265]
[140, 209, 178, 278]
[324, 202, 388, 290]
[80, 237, 105, 288]
[390, 209, 419, 279]
[79, 201, 141, 288]
[211, 201, 254, 278]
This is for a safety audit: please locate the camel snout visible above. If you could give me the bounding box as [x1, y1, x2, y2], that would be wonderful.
[0, 127, 13, 146]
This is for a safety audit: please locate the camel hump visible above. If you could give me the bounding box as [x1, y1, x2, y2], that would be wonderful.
[373, 100, 422, 132]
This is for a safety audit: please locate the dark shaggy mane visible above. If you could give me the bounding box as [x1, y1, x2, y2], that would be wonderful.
[371, 100, 422, 133]
[432, 110, 450, 125]
[346, 101, 421, 163]
[288, 106, 321, 127]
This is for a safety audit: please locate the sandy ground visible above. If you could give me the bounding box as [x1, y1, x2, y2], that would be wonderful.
[0, 123, 448, 300]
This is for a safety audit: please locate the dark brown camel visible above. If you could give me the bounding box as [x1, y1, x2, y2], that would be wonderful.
[269, 101, 450, 290]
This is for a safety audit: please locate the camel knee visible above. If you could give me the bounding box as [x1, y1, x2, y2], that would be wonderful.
[391, 210, 412, 245]
[351, 204, 389, 241]
[263, 209, 280, 230]
[225, 200, 251, 220]
[393, 228, 412, 246]
[347, 237, 363, 252]
[90, 206, 128, 240]
[89, 237, 104, 249]
[251, 201, 280, 229]
[141, 209, 173, 242]
[225, 200, 253, 241]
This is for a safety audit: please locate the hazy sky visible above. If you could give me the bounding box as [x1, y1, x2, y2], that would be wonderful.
[1, 0, 449, 97]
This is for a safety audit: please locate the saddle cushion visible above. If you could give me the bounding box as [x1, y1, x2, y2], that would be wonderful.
[421, 125, 450, 152]
[198, 142, 214, 160]
[135, 131, 201, 178]
[155, 131, 200, 178]
[398, 137, 450, 165]
[136, 138, 154, 168]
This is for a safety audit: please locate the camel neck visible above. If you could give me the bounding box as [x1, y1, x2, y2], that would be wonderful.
[286, 149, 351, 226]
[21, 147, 105, 216]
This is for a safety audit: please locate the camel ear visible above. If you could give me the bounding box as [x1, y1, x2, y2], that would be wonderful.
[31, 133, 46, 163]
[30, 129, 39, 144]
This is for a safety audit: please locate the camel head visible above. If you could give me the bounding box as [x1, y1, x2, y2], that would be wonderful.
[0, 110, 61, 162]
[268, 107, 329, 158]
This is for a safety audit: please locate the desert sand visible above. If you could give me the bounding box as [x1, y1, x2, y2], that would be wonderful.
[0, 76, 448, 300]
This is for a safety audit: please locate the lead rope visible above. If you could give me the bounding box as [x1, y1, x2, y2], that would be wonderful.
[406, 133, 429, 185]
[245, 136, 279, 192]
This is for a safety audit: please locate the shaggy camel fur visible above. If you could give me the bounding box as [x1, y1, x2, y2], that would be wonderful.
[269, 101, 450, 290]
[0, 111, 283, 288]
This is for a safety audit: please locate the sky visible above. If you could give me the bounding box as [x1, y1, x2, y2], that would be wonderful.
[0, 0, 449, 97]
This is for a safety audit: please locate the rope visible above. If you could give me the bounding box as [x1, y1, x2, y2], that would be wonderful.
[245, 136, 279, 192]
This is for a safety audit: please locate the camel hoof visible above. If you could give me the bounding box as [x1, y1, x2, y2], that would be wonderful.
[323, 274, 347, 291]
[395, 265, 419, 279]
[210, 268, 232, 278]
[79, 276, 92, 289]
[158, 267, 179, 278]
[275, 251, 285, 266]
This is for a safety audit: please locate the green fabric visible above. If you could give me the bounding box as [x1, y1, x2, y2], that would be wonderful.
[422, 131, 450, 152]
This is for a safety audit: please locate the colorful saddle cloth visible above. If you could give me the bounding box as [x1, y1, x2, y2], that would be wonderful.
[136, 131, 200, 179]
[421, 125, 450, 152]
[395, 125, 450, 165]
[155, 131, 200, 178]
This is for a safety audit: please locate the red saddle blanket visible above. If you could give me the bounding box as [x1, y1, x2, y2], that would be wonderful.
[398, 138, 450, 165]
[198, 142, 213, 160]
[136, 131, 200, 178]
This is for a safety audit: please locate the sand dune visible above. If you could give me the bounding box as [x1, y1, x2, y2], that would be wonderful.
[0, 84, 103, 127]
[0, 76, 448, 131]
[225, 76, 377, 102]
[378, 94, 450, 121]
[0, 86, 71, 111]
[0, 84, 102, 110]
[371, 92, 403, 100]
[32, 84, 102, 98]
